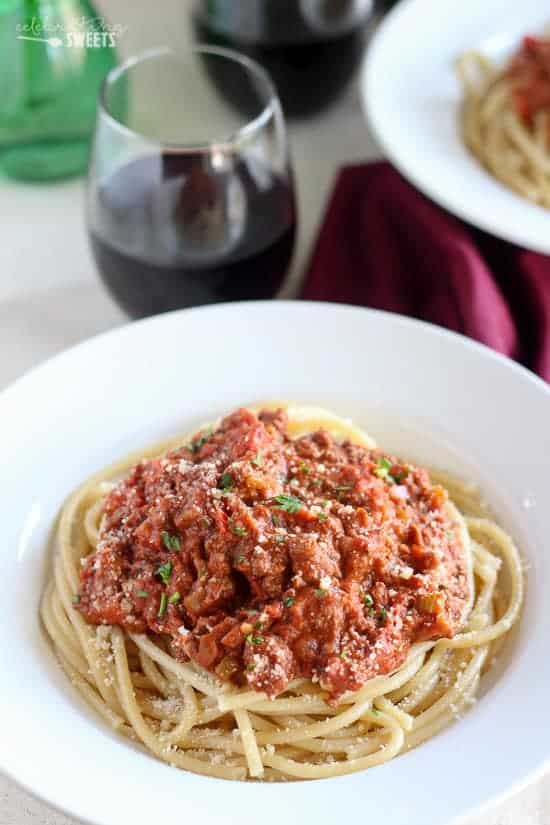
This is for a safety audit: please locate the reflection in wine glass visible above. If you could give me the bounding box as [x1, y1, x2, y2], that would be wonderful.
[150, 150, 247, 264]
[87, 46, 296, 318]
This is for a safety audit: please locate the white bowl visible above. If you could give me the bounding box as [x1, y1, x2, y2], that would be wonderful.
[362, 0, 550, 253]
[1, 301, 549, 825]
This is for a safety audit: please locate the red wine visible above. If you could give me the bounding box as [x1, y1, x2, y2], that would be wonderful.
[88, 155, 296, 318]
[375, 0, 400, 11]
[195, 0, 373, 118]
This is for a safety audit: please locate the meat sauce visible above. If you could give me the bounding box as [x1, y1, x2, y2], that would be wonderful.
[508, 35, 550, 126]
[77, 408, 470, 702]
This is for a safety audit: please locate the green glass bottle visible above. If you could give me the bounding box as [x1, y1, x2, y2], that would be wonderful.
[0, 0, 117, 181]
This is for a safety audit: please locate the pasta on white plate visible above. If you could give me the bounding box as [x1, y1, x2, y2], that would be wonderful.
[41, 405, 523, 781]
[457, 34, 550, 207]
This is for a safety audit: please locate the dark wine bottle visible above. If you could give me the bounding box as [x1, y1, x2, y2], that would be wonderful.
[194, 0, 373, 118]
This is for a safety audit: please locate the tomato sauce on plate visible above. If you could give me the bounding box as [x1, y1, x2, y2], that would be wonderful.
[78, 408, 470, 702]
[508, 35, 550, 125]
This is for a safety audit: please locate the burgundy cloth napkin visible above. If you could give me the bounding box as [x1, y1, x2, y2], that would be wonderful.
[302, 161, 550, 382]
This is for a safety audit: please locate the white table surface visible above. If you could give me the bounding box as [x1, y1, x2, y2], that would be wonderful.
[1, 1, 548, 823]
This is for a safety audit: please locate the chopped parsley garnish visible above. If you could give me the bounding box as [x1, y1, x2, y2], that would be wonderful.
[187, 426, 213, 453]
[299, 461, 310, 474]
[168, 591, 181, 604]
[314, 589, 327, 599]
[252, 452, 264, 468]
[155, 561, 172, 584]
[318, 512, 328, 522]
[371, 707, 380, 716]
[271, 513, 281, 527]
[72, 594, 80, 604]
[340, 649, 348, 661]
[362, 592, 374, 608]
[254, 621, 263, 630]
[374, 456, 397, 483]
[275, 534, 286, 543]
[158, 592, 167, 618]
[245, 664, 256, 672]
[246, 634, 263, 645]
[283, 596, 294, 608]
[136, 590, 149, 598]
[393, 469, 409, 483]
[161, 531, 180, 552]
[274, 494, 303, 514]
[231, 524, 248, 537]
[377, 607, 388, 625]
[219, 472, 234, 492]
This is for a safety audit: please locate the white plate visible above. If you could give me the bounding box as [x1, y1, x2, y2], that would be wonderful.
[1, 301, 549, 825]
[362, 0, 550, 254]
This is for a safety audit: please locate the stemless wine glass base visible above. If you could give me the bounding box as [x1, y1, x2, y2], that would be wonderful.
[91, 225, 295, 319]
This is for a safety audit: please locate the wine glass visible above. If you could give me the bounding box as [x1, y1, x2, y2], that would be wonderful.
[86, 46, 296, 319]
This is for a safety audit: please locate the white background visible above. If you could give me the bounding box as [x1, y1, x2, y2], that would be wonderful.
[0, 1, 548, 822]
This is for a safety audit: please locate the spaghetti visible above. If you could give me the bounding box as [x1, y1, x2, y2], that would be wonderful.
[457, 35, 550, 206]
[41, 405, 523, 781]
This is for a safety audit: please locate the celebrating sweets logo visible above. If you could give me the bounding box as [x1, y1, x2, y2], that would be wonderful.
[16, 16, 126, 48]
